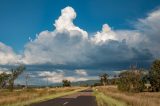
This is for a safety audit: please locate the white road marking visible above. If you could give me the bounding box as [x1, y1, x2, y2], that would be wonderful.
[63, 102, 69, 105]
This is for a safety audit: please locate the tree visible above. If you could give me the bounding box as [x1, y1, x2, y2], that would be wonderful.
[8, 65, 25, 91]
[99, 73, 109, 86]
[109, 75, 118, 85]
[117, 71, 131, 91]
[149, 59, 160, 92]
[117, 69, 145, 92]
[0, 72, 10, 88]
[62, 80, 71, 87]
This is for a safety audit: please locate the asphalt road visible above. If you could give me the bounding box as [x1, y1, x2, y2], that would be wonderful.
[31, 89, 97, 106]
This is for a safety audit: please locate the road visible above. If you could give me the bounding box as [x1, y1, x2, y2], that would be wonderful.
[31, 89, 97, 106]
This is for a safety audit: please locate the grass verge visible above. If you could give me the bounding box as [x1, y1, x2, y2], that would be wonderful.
[95, 86, 160, 106]
[93, 88, 127, 106]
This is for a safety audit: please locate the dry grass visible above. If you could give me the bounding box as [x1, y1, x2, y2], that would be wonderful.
[96, 86, 160, 106]
[0, 87, 84, 106]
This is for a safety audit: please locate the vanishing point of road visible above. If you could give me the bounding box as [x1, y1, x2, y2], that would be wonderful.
[31, 89, 97, 106]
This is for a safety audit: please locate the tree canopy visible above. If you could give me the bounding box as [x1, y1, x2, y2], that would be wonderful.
[149, 59, 160, 91]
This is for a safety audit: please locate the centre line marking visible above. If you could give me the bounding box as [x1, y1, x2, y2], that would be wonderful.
[63, 102, 69, 105]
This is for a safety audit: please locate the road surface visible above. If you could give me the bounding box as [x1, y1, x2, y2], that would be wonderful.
[31, 89, 97, 106]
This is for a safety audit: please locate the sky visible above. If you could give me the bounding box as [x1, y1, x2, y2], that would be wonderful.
[0, 0, 160, 85]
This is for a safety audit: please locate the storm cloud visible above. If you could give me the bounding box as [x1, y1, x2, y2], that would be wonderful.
[20, 6, 156, 69]
[0, 6, 160, 83]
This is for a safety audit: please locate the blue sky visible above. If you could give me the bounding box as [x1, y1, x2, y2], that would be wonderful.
[0, 0, 160, 84]
[0, 0, 160, 52]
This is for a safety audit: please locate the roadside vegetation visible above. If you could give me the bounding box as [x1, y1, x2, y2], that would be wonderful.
[1, 59, 160, 106]
[0, 65, 87, 106]
[0, 87, 86, 106]
[94, 59, 160, 106]
[94, 86, 160, 106]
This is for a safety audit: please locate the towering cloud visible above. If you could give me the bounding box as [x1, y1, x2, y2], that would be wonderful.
[54, 7, 88, 38]
[22, 6, 91, 66]
[92, 24, 117, 43]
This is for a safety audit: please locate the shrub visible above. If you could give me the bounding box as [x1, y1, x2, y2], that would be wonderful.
[149, 59, 160, 92]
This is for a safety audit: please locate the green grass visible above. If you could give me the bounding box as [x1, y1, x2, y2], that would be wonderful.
[3, 87, 87, 106]
[93, 89, 128, 106]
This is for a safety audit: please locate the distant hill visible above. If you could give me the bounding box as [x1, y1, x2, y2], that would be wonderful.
[16, 79, 100, 88]
[71, 79, 100, 86]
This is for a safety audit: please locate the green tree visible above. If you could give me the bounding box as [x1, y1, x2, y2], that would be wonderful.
[99, 73, 109, 86]
[149, 59, 160, 92]
[62, 79, 71, 87]
[8, 65, 25, 91]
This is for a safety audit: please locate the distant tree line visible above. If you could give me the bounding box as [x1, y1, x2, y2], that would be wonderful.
[0, 65, 25, 91]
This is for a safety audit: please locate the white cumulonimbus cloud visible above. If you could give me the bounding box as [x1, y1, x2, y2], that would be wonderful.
[54, 7, 88, 38]
[0, 6, 160, 69]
